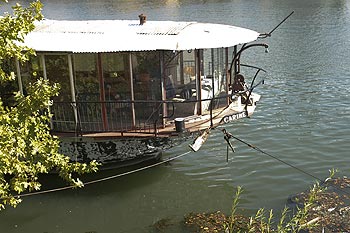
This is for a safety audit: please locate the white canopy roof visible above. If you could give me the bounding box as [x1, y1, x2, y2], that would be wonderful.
[23, 19, 260, 53]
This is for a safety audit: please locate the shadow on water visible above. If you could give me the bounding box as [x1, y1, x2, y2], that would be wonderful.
[36, 160, 168, 197]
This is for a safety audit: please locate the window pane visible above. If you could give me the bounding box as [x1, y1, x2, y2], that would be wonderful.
[132, 51, 162, 129]
[102, 53, 131, 101]
[45, 55, 71, 102]
[19, 55, 43, 94]
[74, 53, 99, 101]
[102, 53, 133, 131]
[45, 55, 74, 131]
[132, 52, 161, 101]
[201, 48, 227, 113]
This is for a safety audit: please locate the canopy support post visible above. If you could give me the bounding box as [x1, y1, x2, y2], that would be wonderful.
[129, 53, 136, 127]
[68, 54, 79, 133]
[15, 58, 23, 95]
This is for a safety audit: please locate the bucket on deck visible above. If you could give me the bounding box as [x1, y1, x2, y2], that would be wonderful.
[175, 118, 186, 133]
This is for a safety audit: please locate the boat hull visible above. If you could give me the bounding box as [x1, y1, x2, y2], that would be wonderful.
[58, 134, 191, 170]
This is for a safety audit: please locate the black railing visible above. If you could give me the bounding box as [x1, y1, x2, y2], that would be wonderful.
[50, 97, 220, 135]
[51, 100, 163, 134]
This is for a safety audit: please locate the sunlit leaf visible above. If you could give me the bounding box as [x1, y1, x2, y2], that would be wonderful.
[0, 0, 98, 210]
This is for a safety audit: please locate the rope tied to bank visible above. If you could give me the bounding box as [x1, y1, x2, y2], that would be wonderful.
[221, 128, 322, 182]
[13, 150, 192, 199]
[220, 128, 350, 197]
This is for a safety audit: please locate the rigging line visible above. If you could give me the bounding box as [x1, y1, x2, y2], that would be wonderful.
[221, 129, 350, 197]
[14, 150, 192, 199]
[221, 129, 322, 182]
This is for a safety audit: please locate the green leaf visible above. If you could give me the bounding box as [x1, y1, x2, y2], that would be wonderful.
[0, 1, 98, 210]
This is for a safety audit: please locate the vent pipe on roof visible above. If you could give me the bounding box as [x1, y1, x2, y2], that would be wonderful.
[139, 14, 146, 25]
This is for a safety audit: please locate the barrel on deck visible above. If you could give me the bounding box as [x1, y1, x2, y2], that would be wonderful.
[175, 118, 186, 133]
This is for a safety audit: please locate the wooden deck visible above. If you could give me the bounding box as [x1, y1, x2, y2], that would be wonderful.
[162, 101, 257, 133]
[78, 97, 259, 139]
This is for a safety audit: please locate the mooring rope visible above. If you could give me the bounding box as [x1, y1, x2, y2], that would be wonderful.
[221, 129, 322, 182]
[14, 150, 192, 199]
[221, 128, 350, 196]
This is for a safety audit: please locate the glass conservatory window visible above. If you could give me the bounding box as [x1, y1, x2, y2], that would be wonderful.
[74, 53, 99, 102]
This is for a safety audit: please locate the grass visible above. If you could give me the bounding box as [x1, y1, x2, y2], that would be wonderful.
[152, 170, 350, 232]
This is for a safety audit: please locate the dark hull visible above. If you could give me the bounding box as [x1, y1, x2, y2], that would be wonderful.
[58, 133, 192, 170]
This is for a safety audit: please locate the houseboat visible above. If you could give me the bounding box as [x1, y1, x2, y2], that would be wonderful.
[16, 15, 269, 168]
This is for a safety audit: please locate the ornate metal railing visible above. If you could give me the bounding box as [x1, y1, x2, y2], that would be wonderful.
[49, 94, 245, 135]
[50, 100, 165, 134]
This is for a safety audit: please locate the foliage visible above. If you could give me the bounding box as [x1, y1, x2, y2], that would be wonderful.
[282, 183, 324, 232]
[224, 184, 324, 233]
[0, 0, 42, 82]
[226, 185, 243, 232]
[0, 1, 98, 209]
[185, 182, 325, 233]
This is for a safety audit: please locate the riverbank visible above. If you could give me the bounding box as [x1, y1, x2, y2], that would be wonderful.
[152, 176, 350, 232]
